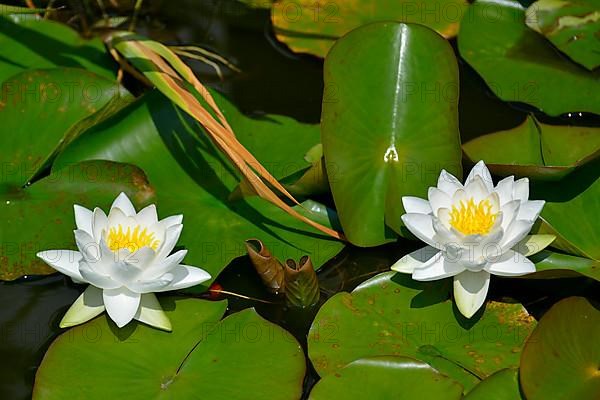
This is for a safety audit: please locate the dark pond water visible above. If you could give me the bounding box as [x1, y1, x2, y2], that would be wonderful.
[1, 1, 600, 399]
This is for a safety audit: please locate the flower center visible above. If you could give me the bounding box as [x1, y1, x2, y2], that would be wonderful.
[449, 198, 498, 235]
[106, 224, 159, 252]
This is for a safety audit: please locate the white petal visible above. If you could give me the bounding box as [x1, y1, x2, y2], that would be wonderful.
[464, 175, 490, 202]
[136, 204, 158, 226]
[517, 200, 544, 222]
[499, 200, 520, 231]
[92, 207, 108, 242]
[485, 250, 536, 276]
[432, 214, 460, 244]
[157, 265, 211, 292]
[428, 187, 452, 215]
[391, 246, 439, 274]
[103, 287, 141, 328]
[79, 261, 121, 289]
[60, 285, 105, 328]
[512, 234, 555, 257]
[123, 246, 156, 268]
[466, 161, 494, 192]
[37, 250, 84, 281]
[127, 277, 174, 293]
[107, 207, 136, 231]
[500, 220, 535, 251]
[74, 229, 101, 262]
[154, 224, 183, 261]
[73, 205, 93, 235]
[453, 270, 490, 318]
[437, 169, 463, 196]
[157, 215, 183, 229]
[111, 192, 136, 217]
[513, 178, 529, 202]
[134, 293, 172, 331]
[402, 196, 432, 215]
[451, 188, 468, 206]
[486, 191, 500, 213]
[141, 249, 188, 280]
[401, 213, 442, 250]
[107, 260, 144, 285]
[494, 176, 514, 206]
[412, 254, 464, 281]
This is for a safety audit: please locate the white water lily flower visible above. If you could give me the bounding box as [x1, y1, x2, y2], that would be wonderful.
[392, 161, 550, 318]
[37, 192, 211, 331]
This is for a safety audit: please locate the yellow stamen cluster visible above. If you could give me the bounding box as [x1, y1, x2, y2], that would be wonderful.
[107, 225, 159, 252]
[449, 198, 497, 235]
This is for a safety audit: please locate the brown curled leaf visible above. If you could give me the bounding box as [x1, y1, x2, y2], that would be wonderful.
[245, 239, 285, 294]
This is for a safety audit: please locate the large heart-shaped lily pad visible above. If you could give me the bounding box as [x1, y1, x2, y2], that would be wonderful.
[463, 368, 523, 400]
[308, 356, 464, 399]
[458, 0, 600, 116]
[308, 272, 536, 391]
[0, 68, 123, 186]
[271, 0, 469, 58]
[54, 90, 344, 284]
[33, 298, 306, 399]
[0, 160, 155, 280]
[520, 297, 600, 400]
[526, 0, 600, 70]
[462, 116, 600, 180]
[0, 16, 115, 82]
[321, 22, 462, 246]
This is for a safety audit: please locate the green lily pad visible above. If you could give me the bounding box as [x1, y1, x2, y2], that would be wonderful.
[271, 0, 469, 58]
[526, 0, 600, 70]
[0, 16, 116, 83]
[321, 22, 462, 246]
[458, 0, 600, 116]
[33, 298, 306, 399]
[0, 68, 124, 186]
[308, 272, 536, 391]
[520, 297, 600, 400]
[222, 95, 326, 198]
[526, 250, 600, 281]
[0, 160, 156, 280]
[308, 356, 464, 399]
[216, 91, 321, 183]
[464, 368, 523, 400]
[462, 116, 600, 180]
[54, 90, 344, 285]
[532, 160, 600, 260]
